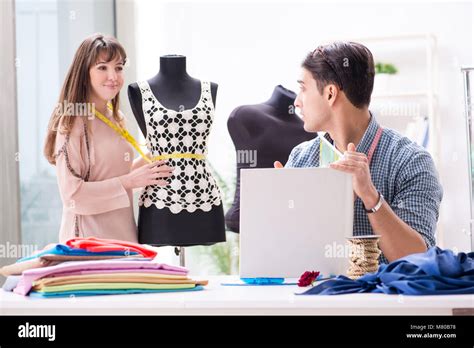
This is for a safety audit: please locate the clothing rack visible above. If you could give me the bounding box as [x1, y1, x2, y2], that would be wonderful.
[462, 66, 474, 251]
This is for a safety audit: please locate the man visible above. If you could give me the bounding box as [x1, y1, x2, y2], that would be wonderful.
[275, 42, 443, 263]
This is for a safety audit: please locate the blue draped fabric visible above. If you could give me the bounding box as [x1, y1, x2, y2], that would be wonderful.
[300, 247, 474, 295]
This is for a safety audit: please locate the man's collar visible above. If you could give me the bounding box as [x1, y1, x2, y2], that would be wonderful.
[324, 111, 379, 155]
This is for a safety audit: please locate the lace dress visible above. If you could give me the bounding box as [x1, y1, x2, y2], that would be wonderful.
[135, 80, 226, 246]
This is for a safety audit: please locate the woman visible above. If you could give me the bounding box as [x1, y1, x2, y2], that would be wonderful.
[44, 33, 173, 243]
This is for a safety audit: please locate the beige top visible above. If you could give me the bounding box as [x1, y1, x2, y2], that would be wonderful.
[54, 114, 137, 243]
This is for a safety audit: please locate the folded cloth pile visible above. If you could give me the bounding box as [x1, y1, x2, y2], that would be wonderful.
[13, 259, 207, 298]
[2, 237, 207, 297]
[300, 247, 474, 296]
[0, 237, 156, 277]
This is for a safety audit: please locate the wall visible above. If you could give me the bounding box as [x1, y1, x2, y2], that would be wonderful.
[129, 0, 474, 253]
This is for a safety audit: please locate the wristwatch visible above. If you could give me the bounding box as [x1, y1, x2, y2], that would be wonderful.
[364, 191, 384, 214]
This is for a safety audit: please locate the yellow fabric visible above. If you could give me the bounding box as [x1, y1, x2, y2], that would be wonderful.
[319, 134, 342, 167]
[35, 282, 196, 293]
[32, 273, 197, 287]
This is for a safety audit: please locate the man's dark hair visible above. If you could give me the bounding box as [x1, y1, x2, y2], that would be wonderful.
[302, 41, 375, 109]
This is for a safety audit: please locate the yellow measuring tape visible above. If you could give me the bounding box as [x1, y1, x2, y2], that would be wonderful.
[154, 153, 205, 161]
[94, 104, 205, 163]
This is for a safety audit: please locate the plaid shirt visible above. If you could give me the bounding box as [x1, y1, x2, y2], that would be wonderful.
[285, 113, 443, 264]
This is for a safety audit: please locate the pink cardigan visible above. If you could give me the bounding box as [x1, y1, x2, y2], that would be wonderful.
[54, 116, 138, 243]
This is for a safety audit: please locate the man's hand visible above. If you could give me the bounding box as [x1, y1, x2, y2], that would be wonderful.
[329, 143, 379, 208]
[274, 161, 284, 168]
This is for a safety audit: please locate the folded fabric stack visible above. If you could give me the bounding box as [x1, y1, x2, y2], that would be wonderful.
[1, 237, 207, 298]
[0, 237, 153, 278]
[16, 259, 207, 298]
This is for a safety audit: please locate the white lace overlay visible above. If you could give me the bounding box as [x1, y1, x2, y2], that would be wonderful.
[137, 80, 222, 214]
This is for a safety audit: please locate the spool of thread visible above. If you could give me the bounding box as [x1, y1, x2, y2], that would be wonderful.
[346, 236, 381, 280]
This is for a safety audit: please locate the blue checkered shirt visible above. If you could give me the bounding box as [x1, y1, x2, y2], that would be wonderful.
[285, 113, 443, 264]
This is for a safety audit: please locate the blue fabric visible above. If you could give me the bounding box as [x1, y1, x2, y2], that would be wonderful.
[29, 285, 204, 298]
[2, 275, 21, 292]
[285, 112, 443, 264]
[300, 247, 474, 295]
[17, 244, 139, 263]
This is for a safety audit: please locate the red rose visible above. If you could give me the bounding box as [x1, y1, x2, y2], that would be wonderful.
[298, 271, 320, 287]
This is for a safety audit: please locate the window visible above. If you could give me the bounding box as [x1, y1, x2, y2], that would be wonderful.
[15, 0, 115, 248]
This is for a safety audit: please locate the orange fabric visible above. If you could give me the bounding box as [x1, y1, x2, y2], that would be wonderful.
[0, 258, 56, 277]
[65, 237, 157, 258]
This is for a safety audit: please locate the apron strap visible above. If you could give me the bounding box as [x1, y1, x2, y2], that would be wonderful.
[367, 127, 383, 165]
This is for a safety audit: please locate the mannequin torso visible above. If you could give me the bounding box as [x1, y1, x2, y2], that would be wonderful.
[128, 55, 218, 137]
[225, 85, 315, 232]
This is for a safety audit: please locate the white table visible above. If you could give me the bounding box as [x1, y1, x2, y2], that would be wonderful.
[1, 276, 473, 315]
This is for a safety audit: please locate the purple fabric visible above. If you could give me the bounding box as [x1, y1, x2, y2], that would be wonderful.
[14, 259, 188, 296]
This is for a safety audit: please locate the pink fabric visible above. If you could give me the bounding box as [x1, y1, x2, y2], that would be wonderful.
[65, 237, 158, 258]
[55, 116, 137, 243]
[45, 268, 186, 278]
[13, 259, 188, 296]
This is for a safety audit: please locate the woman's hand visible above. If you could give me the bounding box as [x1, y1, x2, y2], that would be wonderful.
[131, 151, 151, 171]
[119, 160, 174, 189]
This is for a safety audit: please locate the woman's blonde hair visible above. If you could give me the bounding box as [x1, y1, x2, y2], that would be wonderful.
[44, 33, 127, 165]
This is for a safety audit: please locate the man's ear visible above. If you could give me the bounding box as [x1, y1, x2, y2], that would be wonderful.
[326, 84, 338, 106]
